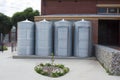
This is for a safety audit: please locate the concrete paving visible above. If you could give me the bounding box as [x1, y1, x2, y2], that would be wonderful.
[0, 47, 120, 80]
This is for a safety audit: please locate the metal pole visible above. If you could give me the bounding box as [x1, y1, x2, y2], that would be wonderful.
[11, 31, 13, 52]
[14, 27, 16, 51]
[0, 33, 1, 46]
[1, 33, 4, 53]
[0, 33, 1, 52]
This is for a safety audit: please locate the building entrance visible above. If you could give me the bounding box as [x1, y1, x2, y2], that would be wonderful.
[98, 20, 120, 46]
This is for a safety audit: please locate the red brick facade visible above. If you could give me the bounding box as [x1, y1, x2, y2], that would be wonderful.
[119, 22, 120, 45]
[39, 0, 120, 45]
[97, 0, 120, 4]
[41, 0, 120, 15]
[91, 20, 98, 44]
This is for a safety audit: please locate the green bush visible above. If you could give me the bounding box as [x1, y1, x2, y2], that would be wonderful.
[63, 67, 69, 73]
[45, 63, 51, 66]
[41, 71, 49, 76]
[34, 66, 42, 74]
[58, 64, 64, 69]
[52, 72, 59, 77]
[40, 63, 44, 66]
[0, 46, 8, 51]
[34, 63, 70, 78]
[57, 72, 64, 76]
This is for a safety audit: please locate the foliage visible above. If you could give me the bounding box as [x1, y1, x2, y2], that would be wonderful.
[45, 63, 51, 66]
[0, 45, 8, 51]
[0, 7, 39, 37]
[0, 13, 12, 34]
[34, 63, 69, 78]
[35, 53, 69, 78]
[51, 53, 55, 65]
[0, 7, 39, 44]
[11, 7, 39, 27]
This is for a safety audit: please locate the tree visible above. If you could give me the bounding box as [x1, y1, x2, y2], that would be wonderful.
[0, 13, 12, 47]
[0, 13, 12, 34]
[11, 7, 39, 27]
[11, 12, 25, 27]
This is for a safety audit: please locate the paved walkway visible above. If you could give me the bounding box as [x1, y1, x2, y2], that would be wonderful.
[0, 48, 120, 80]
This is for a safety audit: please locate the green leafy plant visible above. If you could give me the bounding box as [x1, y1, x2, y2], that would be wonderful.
[34, 63, 70, 78]
[0, 46, 8, 51]
[52, 72, 59, 77]
[63, 67, 69, 73]
[58, 64, 64, 69]
[34, 53, 70, 78]
[40, 63, 44, 66]
[51, 53, 55, 65]
[45, 63, 51, 66]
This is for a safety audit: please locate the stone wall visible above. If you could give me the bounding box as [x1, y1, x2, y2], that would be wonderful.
[95, 45, 120, 75]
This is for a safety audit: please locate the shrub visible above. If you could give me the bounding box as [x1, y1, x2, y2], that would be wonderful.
[63, 67, 69, 73]
[52, 72, 59, 77]
[0, 46, 8, 51]
[40, 63, 44, 66]
[34, 63, 70, 78]
[58, 64, 64, 69]
[34, 66, 42, 74]
[45, 63, 51, 66]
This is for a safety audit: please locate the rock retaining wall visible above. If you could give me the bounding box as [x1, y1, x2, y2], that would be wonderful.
[95, 45, 120, 75]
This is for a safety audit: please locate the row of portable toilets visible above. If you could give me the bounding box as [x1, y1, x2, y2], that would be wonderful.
[17, 19, 92, 58]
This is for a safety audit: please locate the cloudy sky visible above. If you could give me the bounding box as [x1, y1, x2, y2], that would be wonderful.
[0, 0, 41, 17]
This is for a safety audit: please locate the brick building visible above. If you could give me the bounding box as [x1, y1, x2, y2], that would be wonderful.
[35, 0, 120, 46]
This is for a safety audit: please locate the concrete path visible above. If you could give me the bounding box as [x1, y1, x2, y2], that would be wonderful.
[0, 48, 120, 80]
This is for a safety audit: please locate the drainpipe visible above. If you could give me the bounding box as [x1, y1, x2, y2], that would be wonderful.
[119, 21, 120, 46]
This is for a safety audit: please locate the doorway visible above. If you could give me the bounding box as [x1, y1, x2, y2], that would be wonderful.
[98, 20, 120, 46]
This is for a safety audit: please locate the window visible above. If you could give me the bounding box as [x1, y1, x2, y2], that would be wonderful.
[119, 8, 120, 13]
[74, 0, 78, 2]
[98, 8, 107, 13]
[108, 8, 117, 13]
[98, 7, 120, 14]
[58, 0, 62, 2]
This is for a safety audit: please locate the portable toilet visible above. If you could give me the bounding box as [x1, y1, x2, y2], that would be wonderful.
[35, 19, 53, 56]
[74, 19, 92, 57]
[54, 19, 72, 57]
[17, 19, 34, 55]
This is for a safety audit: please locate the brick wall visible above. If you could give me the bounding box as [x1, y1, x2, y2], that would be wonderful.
[97, 0, 120, 4]
[41, 0, 97, 15]
[41, 0, 120, 15]
[91, 20, 98, 44]
[119, 21, 120, 46]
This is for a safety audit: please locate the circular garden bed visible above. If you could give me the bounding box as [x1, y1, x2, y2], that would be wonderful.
[34, 63, 69, 78]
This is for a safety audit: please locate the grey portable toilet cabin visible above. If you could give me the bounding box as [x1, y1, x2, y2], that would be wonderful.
[35, 19, 53, 56]
[17, 19, 34, 55]
[54, 19, 72, 57]
[74, 19, 92, 57]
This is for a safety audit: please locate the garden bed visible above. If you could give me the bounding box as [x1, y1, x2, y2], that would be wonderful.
[34, 63, 69, 78]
